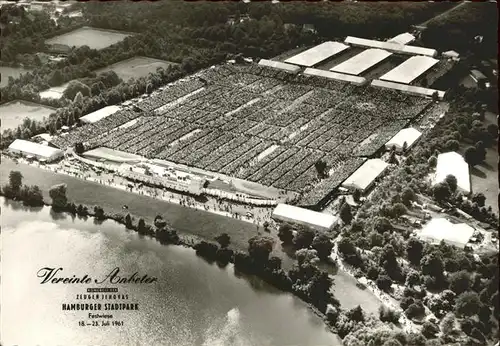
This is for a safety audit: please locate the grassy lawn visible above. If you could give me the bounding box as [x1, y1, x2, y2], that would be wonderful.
[458, 111, 498, 211]
[0, 100, 55, 130]
[0, 66, 32, 88]
[95, 56, 178, 82]
[45, 26, 132, 50]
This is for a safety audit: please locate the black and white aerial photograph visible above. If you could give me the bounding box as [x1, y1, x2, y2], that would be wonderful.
[0, 0, 498, 345]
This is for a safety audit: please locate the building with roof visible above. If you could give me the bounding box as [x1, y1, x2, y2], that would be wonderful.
[285, 41, 350, 67]
[272, 203, 337, 231]
[8, 139, 64, 162]
[342, 158, 389, 192]
[385, 127, 422, 153]
[345, 36, 438, 57]
[417, 218, 475, 248]
[80, 105, 121, 124]
[330, 48, 392, 76]
[380, 56, 439, 84]
[371, 80, 446, 100]
[303, 68, 367, 85]
[387, 33, 416, 45]
[258, 59, 301, 74]
[433, 151, 471, 194]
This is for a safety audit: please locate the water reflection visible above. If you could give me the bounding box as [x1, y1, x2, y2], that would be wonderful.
[1, 198, 341, 346]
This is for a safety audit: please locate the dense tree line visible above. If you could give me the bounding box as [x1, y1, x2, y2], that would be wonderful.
[1, 171, 44, 207]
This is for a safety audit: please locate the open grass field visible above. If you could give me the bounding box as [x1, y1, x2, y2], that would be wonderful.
[0, 66, 32, 88]
[45, 26, 132, 50]
[460, 111, 499, 211]
[95, 56, 178, 81]
[0, 100, 55, 131]
[39, 81, 70, 100]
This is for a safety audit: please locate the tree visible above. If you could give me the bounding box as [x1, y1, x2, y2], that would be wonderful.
[215, 233, 230, 248]
[340, 203, 353, 224]
[293, 227, 315, 249]
[440, 313, 456, 336]
[464, 146, 478, 166]
[137, 218, 147, 233]
[278, 223, 294, 244]
[346, 305, 364, 322]
[433, 182, 451, 202]
[445, 139, 459, 151]
[314, 159, 327, 178]
[9, 171, 23, 192]
[405, 302, 425, 319]
[420, 254, 444, 278]
[444, 174, 458, 192]
[401, 187, 416, 207]
[352, 188, 361, 203]
[125, 214, 133, 229]
[248, 236, 274, 264]
[486, 123, 498, 138]
[63, 80, 91, 100]
[421, 321, 439, 338]
[376, 274, 392, 292]
[296, 248, 319, 265]
[471, 193, 486, 207]
[449, 270, 471, 295]
[405, 270, 421, 287]
[312, 234, 334, 260]
[455, 291, 481, 317]
[74, 142, 84, 154]
[428, 155, 437, 168]
[49, 183, 68, 209]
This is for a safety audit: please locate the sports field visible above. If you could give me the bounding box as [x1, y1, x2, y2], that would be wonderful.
[95, 56, 178, 81]
[45, 26, 132, 50]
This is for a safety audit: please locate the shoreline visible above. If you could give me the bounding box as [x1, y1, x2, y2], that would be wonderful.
[0, 193, 341, 338]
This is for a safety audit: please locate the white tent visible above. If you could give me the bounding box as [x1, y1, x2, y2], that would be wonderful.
[371, 79, 446, 100]
[433, 151, 471, 194]
[272, 203, 337, 231]
[8, 139, 64, 162]
[345, 36, 438, 57]
[385, 128, 422, 152]
[342, 159, 388, 192]
[387, 33, 416, 45]
[330, 48, 392, 76]
[418, 218, 474, 248]
[80, 105, 121, 124]
[285, 41, 349, 67]
[380, 56, 439, 84]
[258, 59, 301, 74]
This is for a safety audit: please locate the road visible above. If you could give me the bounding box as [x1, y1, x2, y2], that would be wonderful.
[415, 2, 468, 30]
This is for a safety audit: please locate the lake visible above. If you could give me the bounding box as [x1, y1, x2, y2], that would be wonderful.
[1, 197, 342, 346]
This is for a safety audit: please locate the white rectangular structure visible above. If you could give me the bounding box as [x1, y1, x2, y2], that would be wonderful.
[304, 68, 367, 85]
[285, 42, 349, 67]
[371, 80, 446, 99]
[387, 33, 415, 45]
[8, 139, 64, 162]
[258, 59, 301, 74]
[342, 158, 388, 192]
[433, 151, 471, 194]
[345, 36, 438, 57]
[380, 56, 439, 84]
[330, 48, 392, 75]
[418, 218, 474, 248]
[272, 203, 337, 231]
[385, 127, 422, 152]
[79, 105, 121, 124]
